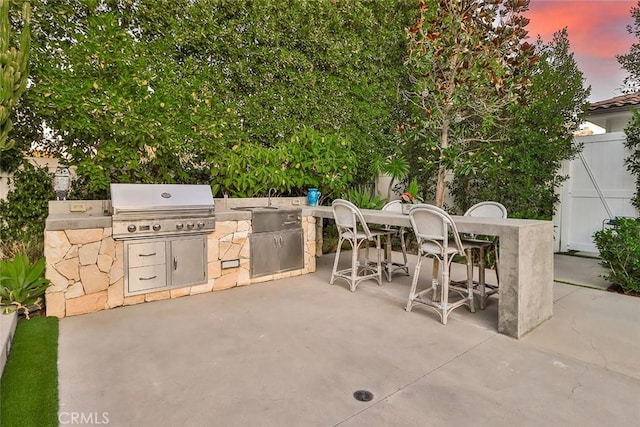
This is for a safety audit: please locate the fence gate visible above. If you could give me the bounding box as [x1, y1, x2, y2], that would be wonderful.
[556, 131, 637, 254]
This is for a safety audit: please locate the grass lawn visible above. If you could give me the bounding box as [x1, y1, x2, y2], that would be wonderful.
[1, 315, 58, 427]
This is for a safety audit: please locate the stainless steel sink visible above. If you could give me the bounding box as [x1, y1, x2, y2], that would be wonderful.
[230, 206, 301, 232]
[251, 208, 301, 233]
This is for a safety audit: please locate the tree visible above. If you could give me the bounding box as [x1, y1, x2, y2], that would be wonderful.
[0, 0, 30, 152]
[403, 0, 534, 207]
[618, 2, 640, 209]
[623, 110, 640, 209]
[451, 29, 590, 219]
[617, 1, 640, 92]
[13, 0, 413, 198]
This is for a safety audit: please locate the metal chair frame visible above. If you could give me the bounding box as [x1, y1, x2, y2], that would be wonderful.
[458, 201, 507, 309]
[406, 204, 475, 324]
[330, 199, 390, 292]
[380, 200, 410, 281]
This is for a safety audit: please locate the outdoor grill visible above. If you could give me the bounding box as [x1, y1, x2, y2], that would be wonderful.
[110, 183, 215, 296]
[110, 183, 215, 239]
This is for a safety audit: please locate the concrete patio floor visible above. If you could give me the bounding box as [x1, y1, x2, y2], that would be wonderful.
[57, 253, 640, 426]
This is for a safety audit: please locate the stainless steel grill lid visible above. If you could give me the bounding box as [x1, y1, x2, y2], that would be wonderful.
[110, 183, 214, 213]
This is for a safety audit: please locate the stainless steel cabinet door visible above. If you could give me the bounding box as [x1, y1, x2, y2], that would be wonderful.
[279, 229, 304, 272]
[250, 230, 304, 278]
[250, 233, 281, 278]
[170, 236, 207, 287]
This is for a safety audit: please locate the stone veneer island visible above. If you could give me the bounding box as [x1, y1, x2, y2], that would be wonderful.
[45, 199, 317, 318]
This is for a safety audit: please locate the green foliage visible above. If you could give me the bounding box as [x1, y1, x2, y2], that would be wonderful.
[0, 316, 59, 426]
[617, 3, 640, 92]
[16, 0, 413, 198]
[0, 161, 54, 246]
[322, 219, 339, 254]
[624, 110, 640, 210]
[378, 155, 410, 201]
[0, 0, 30, 152]
[449, 29, 589, 219]
[342, 185, 385, 210]
[211, 126, 356, 198]
[403, 0, 534, 206]
[401, 178, 423, 204]
[0, 254, 51, 318]
[593, 218, 640, 293]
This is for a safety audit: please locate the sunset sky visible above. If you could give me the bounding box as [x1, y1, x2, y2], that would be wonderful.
[525, 0, 638, 102]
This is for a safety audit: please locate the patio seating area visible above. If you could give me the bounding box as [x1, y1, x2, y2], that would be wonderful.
[57, 253, 640, 426]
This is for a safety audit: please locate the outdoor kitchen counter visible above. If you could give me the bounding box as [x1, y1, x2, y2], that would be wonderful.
[45, 200, 112, 231]
[46, 210, 315, 229]
[44, 198, 318, 318]
[45, 200, 316, 230]
[214, 206, 316, 222]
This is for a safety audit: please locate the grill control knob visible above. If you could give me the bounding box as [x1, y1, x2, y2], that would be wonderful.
[176, 223, 184, 230]
[197, 221, 205, 229]
[127, 225, 136, 233]
[152, 224, 161, 231]
[186, 222, 195, 230]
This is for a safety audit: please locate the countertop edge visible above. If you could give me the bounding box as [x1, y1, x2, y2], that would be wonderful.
[46, 206, 323, 231]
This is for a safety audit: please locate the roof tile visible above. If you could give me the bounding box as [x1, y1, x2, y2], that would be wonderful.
[589, 92, 640, 112]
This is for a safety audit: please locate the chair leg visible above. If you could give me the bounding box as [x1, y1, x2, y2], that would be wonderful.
[383, 233, 393, 282]
[406, 253, 423, 312]
[478, 247, 486, 310]
[494, 244, 500, 286]
[466, 250, 475, 313]
[375, 235, 382, 286]
[350, 239, 359, 292]
[431, 258, 440, 302]
[440, 255, 450, 325]
[330, 236, 343, 285]
[400, 230, 409, 275]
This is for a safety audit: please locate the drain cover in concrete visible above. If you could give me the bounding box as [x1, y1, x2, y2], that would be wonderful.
[353, 390, 374, 402]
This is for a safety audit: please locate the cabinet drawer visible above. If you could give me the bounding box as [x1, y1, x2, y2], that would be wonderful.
[128, 264, 167, 293]
[127, 241, 166, 267]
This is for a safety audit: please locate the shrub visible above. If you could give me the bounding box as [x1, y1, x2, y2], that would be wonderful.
[343, 185, 385, 210]
[593, 217, 640, 293]
[0, 255, 52, 319]
[0, 161, 54, 251]
[20, 0, 413, 198]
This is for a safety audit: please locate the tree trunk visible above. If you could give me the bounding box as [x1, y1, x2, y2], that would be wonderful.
[435, 165, 446, 208]
[435, 119, 450, 208]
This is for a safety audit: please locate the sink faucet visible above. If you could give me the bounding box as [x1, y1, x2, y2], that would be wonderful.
[268, 188, 277, 206]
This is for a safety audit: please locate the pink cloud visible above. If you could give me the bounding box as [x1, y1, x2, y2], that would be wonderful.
[523, 1, 638, 101]
[525, 0, 636, 58]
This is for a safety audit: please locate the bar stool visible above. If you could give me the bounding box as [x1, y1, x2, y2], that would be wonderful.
[380, 200, 410, 281]
[330, 199, 391, 292]
[406, 204, 475, 324]
[459, 201, 507, 309]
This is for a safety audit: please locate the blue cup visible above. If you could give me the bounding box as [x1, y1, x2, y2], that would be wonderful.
[307, 188, 321, 206]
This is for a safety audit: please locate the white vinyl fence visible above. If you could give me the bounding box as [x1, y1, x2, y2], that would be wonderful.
[555, 131, 638, 254]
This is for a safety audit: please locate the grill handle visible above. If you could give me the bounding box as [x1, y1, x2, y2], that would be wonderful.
[140, 275, 157, 281]
[173, 257, 177, 270]
[138, 252, 157, 257]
